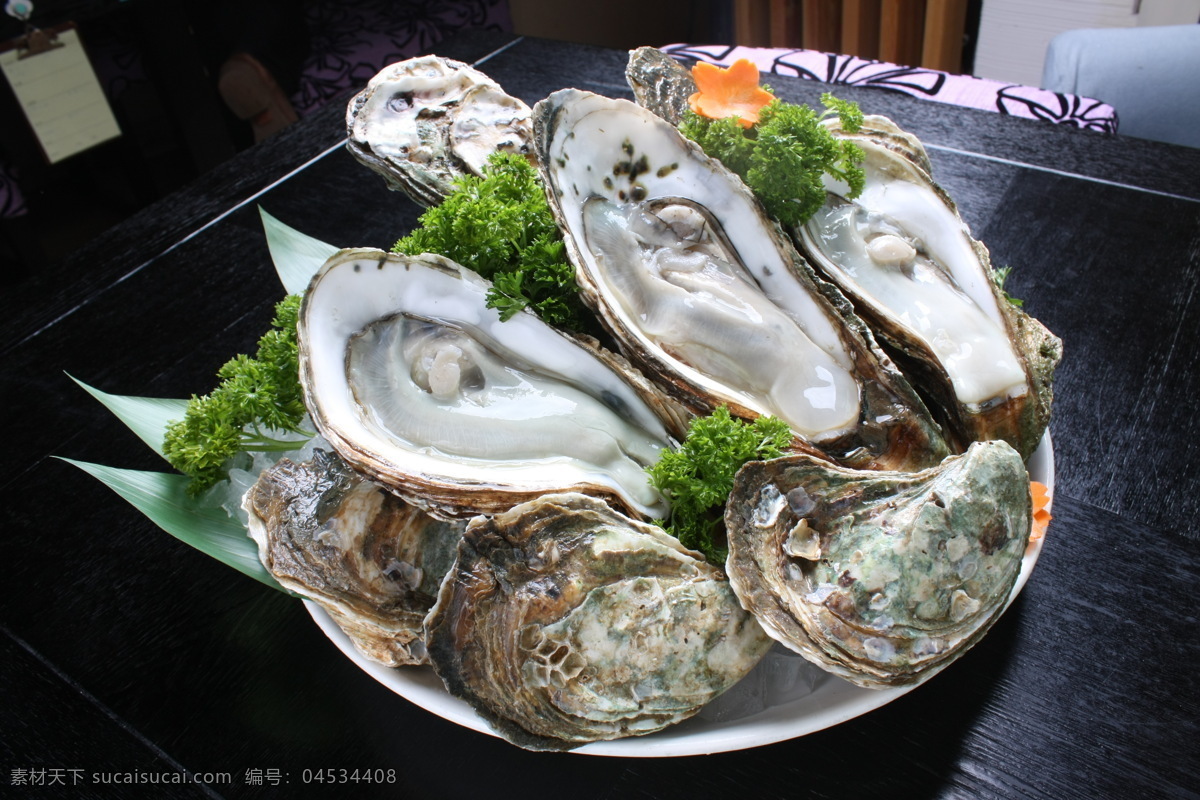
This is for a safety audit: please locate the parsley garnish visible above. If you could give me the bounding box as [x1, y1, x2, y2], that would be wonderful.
[647, 407, 792, 563]
[392, 152, 590, 330]
[680, 92, 866, 227]
[163, 295, 310, 495]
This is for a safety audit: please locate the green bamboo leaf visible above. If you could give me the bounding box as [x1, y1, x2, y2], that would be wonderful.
[68, 373, 187, 460]
[59, 458, 289, 594]
[260, 206, 339, 295]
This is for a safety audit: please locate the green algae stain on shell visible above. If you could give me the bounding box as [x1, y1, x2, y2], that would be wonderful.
[725, 440, 1030, 689]
[424, 492, 773, 751]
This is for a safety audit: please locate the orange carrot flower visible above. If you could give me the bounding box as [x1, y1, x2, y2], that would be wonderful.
[1029, 481, 1052, 541]
[688, 59, 775, 128]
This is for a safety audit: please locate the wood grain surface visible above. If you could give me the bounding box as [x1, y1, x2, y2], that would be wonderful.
[2, 30, 1197, 799]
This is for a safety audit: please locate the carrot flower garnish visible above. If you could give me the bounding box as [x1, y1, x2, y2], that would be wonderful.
[1030, 481, 1052, 541]
[688, 59, 775, 128]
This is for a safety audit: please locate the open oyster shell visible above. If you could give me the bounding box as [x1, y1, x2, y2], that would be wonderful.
[424, 492, 773, 750]
[533, 89, 949, 472]
[793, 115, 1062, 459]
[244, 449, 465, 666]
[724, 440, 1031, 688]
[346, 56, 533, 206]
[297, 248, 681, 521]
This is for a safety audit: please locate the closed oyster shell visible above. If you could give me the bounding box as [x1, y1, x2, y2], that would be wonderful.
[724, 440, 1030, 688]
[424, 492, 773, 750]
[244, 449, 465, 666]
[625, 46, 696, 126]
[533, 89, 949, 472]
[345, 56, 533, 206]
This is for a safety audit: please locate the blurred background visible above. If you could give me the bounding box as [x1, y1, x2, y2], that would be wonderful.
[1, 0, 1196, 282]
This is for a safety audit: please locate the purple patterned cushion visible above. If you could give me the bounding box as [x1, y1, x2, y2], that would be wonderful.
[662, 43, 1118, 134]
[292, 0, 513, 116]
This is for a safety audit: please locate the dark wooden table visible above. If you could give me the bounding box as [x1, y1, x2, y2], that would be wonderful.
[3, 30, 1198, 799]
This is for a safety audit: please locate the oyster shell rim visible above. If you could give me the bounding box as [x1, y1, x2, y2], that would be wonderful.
[303, 434, 1052, 757]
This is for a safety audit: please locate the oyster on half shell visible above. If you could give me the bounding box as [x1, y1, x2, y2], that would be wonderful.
[534, 89, 949, 472]
[424, 492, 773, 750]
[724, 440, 1030, 688]
[298, 249, 682, 521]
[346, 56, 533, 206]
[794, 116, 1061, 459]
[244, 449, 465, 666]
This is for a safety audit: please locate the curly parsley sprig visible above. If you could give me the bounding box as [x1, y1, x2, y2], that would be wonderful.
[647, 407, 792, 563]
[680, 90, 866, 228]
[392, 152, 591, 331]
[163, 295, 310, 495]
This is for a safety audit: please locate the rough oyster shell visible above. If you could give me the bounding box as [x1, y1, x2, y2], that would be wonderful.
[625, 46, 696, 127]
[724, 440, 1030, 688]
[794, 115, 1061, 459]
[533, 89, 949, 472]
[297, 248, 680, 520]
[345, 56, 533, 206]
[424, 492, 773, 750]
[244, 449, 464, 666]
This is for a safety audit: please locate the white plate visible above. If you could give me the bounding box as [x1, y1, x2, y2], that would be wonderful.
[305, 434, 1053, 757]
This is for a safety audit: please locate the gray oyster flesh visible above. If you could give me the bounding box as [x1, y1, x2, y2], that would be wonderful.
[724, 440, 1031, 688]
[244, 449, 465, 666]
[424, 492, 773, 751]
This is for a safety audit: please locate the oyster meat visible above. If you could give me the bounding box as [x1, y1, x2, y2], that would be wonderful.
[245, 449, 465, 666]
[793, 115, 1061, 459]
[346, 56, 533, 206]
[424, 492, 774, 750]
[298, 248, 680, 520]
[724, 440, 1031, 688]
[534, 89, 949, 471]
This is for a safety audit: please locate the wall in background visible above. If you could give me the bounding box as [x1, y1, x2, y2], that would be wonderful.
[974, 0, 1200, 87]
